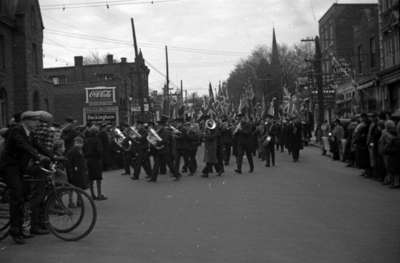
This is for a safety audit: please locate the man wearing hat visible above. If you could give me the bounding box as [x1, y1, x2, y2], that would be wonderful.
[262, 115, 278, 167]
[131, 117, 152, 180]
[149, 115, 178, 182]
[172, 117, 187, 180]
[0, 111, 54, 244]
[233, 113, 254, 174]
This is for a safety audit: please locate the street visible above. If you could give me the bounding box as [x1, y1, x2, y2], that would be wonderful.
[1, 146, 400, 263]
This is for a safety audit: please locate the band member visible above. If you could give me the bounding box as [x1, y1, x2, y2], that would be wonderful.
[234, 113, 254, 174]
[288, 117, 303, 162]
[202, 119, 222, 177]
[149, 115, 178, 182]
[173, 118, 187, 180]
[120, 124, 132, 176]
[185, 119, 201, 175]
[131, 118, 152, 180]
[219, 117, 233, 165]
[263, 115, 278, 167]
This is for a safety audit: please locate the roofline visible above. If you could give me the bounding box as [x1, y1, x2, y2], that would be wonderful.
[319, 3, 378, 23]
[44, 62, 136, 71]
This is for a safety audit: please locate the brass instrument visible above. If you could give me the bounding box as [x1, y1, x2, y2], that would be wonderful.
[205, 119, 217, 130]
[147, 128, 164, 150]
[127, 126, 142, 140]
[113, 128, 131, 151]
[233, 122, 241, 135]
[169, 125, 182, 136]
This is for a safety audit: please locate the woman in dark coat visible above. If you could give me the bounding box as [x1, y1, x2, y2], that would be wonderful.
[83, 126, 106, 200]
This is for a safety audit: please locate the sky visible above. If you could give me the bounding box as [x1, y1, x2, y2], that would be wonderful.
[39, 0, 377, 95]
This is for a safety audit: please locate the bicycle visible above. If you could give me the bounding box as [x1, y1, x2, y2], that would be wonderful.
[0, 161, 97, 242]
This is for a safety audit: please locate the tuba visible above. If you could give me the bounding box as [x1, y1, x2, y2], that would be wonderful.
[147, 128, 164, 150]
[205, 119, 216, 130]
[113, 128, 131, 151]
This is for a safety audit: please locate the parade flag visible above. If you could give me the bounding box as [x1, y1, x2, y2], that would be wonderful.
[209, 82, 214, 104]
[261, 94, 266, 115]
[267, 97, 276, 117]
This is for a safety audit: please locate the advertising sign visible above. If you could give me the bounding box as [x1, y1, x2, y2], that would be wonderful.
[85, 87, 116, 106]
[83, 106, 119, 125]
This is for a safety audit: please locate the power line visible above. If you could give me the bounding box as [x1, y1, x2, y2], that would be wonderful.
[44, 29, 248, 56]
[42, 0, 184, 10]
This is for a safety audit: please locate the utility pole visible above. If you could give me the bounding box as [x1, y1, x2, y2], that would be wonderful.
[131, 18, 144, 117]
[302, 36, 324, 128]
[164, 45, 170, 116]
[180, 80, 183, 104]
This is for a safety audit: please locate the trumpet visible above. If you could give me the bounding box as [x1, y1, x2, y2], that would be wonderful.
[147, 128, 164, 150]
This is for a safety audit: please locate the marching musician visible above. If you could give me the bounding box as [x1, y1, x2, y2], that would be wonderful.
[131, 117, 152, 180]
[120, 124, 132, 176]
[185, 117, 201, 176]
[202, 118, 223, 177]
[262, 115, 278, 167]
[233, 113, 254, 174]
[149, 115, 178, 182]
[219, 116, 233, 166]
[173, 117, 187, 180]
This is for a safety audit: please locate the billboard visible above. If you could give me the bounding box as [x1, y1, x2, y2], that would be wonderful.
[85, 87, 116, 106]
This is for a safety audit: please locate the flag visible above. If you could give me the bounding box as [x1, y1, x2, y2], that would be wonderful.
[209, 82, 214, 104]
[267, 97, 276, 117]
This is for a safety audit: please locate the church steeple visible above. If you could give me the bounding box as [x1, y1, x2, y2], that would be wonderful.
[271, 27, 279, 65]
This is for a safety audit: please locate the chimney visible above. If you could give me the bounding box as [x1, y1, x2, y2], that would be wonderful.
[74, 56, 83, 66]
[120, 57, 127, 63]
[107, 54, 114, 64]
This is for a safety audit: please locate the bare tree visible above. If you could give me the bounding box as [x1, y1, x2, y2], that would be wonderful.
[83, 51, 110, 65]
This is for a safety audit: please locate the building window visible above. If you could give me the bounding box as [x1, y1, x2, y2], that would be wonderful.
[369, 37, 376, 68]
[357, 45, 363, 73]
[0, 88, 7, 127]
[44, 98, 49, 111]
[33, 91, 40, 110]
[32, 43, 39, 75]
[51, 75, 67, 85]
[0, 35, 5, 70]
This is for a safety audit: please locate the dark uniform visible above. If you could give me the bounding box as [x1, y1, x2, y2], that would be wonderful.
[186, 126, 201, 175]
[132, 125, 152, 180]
[234, 117, 254, 173]
[288, 120, 303, 162]
[263, 121, 278, 167]
[150, 123, 177, 182]
[219, 122, 233, 165]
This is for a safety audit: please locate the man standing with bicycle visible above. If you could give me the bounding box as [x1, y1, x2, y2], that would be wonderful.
[0, 111, 53, 244]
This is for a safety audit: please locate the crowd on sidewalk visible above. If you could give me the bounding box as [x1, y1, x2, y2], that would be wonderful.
[318, 112, 400, 188]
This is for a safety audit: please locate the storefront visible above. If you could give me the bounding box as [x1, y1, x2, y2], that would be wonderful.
[83, 87, 119, 126]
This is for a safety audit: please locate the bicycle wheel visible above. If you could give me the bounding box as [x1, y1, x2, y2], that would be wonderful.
[48, 187, 86, 233]
[45, 187, 96, 241]
[0, 183, 10, 241]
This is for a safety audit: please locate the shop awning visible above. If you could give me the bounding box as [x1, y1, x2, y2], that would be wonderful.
[357, 80, 375, 91]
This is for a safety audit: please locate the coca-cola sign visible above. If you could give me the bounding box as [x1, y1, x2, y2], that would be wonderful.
[85, 87, 116, 105]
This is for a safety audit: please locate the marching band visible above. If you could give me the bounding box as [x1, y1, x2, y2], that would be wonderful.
[112, 113, 304, 182]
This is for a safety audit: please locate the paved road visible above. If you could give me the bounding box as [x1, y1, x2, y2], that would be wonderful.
[1, 146, 400, 263]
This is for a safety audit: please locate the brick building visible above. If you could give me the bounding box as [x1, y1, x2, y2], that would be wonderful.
[353, 5, 381, 113]
[378, 0, 400, 113]
[319, 3, 378, 118]
[43, 53, 150, 125]
[0, 0, 53, 127]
